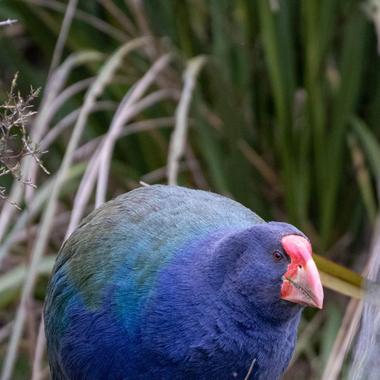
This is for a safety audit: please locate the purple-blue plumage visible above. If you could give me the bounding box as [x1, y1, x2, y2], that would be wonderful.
[44, 185, 308, 379]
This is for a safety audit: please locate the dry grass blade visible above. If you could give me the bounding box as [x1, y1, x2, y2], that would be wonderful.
[96, 54, 173, 206]
[238, 139, 280, 190]
[41, 101, 117, 150]
[72, 116, 174, 164]
[363, 0, 380, 55]
[31, 320, 46, 380]
[314, 254, 365, 300]
[0, 257, 55, 300]
[185, 145, 209, 189]
[322, 218, 380, 380]
[99, 0, 136, 36]
[23, 0, 128, 41]
[0, 181, 52, 266]
[0, 19, 17, 27]
[141, 164, 183, 183]
[167, 56, 206, 185]
[32, 52, 102, 149]
[318, 272, 363, 300]
[66, 55, 174, 234]
[290, 312, 324, 367]
[0, 164, 84, 266]
[95, 88, 176, 206]
[128, 0, 156, 64]
[5, 212, 69, 247]
[0, 37, 149, 380]
[48, 0, 78, 76]
[44, 78, 95, 125]
[24, 52, 103, 203]
[321, 299, 362, 380]
[65, 154, 99, 238]
[0, 51, 102, 242]
[67, 111, 176, 237]
[0, 324, 12, 345]
[349, 218, 380, 379]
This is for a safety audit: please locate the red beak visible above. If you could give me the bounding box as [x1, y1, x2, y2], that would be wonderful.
[280, 235, 324, 309]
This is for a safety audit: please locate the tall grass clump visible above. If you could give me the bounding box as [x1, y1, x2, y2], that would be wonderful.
[0, 1, 380, 379]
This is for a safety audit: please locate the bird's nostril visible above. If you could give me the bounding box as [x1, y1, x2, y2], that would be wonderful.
[298, 265, 302, 270]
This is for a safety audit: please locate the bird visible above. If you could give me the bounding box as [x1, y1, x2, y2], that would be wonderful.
[44, 185, 323, 380]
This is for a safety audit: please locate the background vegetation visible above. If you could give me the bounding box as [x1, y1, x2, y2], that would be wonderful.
[0, 0, 380, 379]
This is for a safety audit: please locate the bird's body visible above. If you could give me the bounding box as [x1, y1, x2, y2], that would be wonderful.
[45, 185, 323, 380]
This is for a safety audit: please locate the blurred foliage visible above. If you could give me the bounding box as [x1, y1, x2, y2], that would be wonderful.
[0, 0, 380, 379]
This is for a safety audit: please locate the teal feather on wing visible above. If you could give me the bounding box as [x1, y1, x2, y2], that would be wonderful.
[46, 185, 263, 331]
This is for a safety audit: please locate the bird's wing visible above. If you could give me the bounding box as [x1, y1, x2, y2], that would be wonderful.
[49, 185, 262, 307]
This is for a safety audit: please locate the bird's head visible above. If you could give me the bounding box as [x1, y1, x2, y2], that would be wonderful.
[215, 222, 323, 321]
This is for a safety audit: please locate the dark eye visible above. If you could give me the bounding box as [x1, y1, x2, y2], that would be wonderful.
[272, 250, 283, 262]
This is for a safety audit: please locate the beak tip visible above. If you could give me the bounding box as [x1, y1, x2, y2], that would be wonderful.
[313, 286, 324, 309]
[280, 235, 324, 309]
[313, 298, 324, 309]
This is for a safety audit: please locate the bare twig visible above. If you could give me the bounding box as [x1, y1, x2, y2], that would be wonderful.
[0, 75, 43, 203]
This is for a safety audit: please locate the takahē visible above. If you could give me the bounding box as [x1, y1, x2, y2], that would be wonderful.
[44, 185, 323, 380]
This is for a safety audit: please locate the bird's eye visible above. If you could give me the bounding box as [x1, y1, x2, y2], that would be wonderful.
[272, 250, 283, 262]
